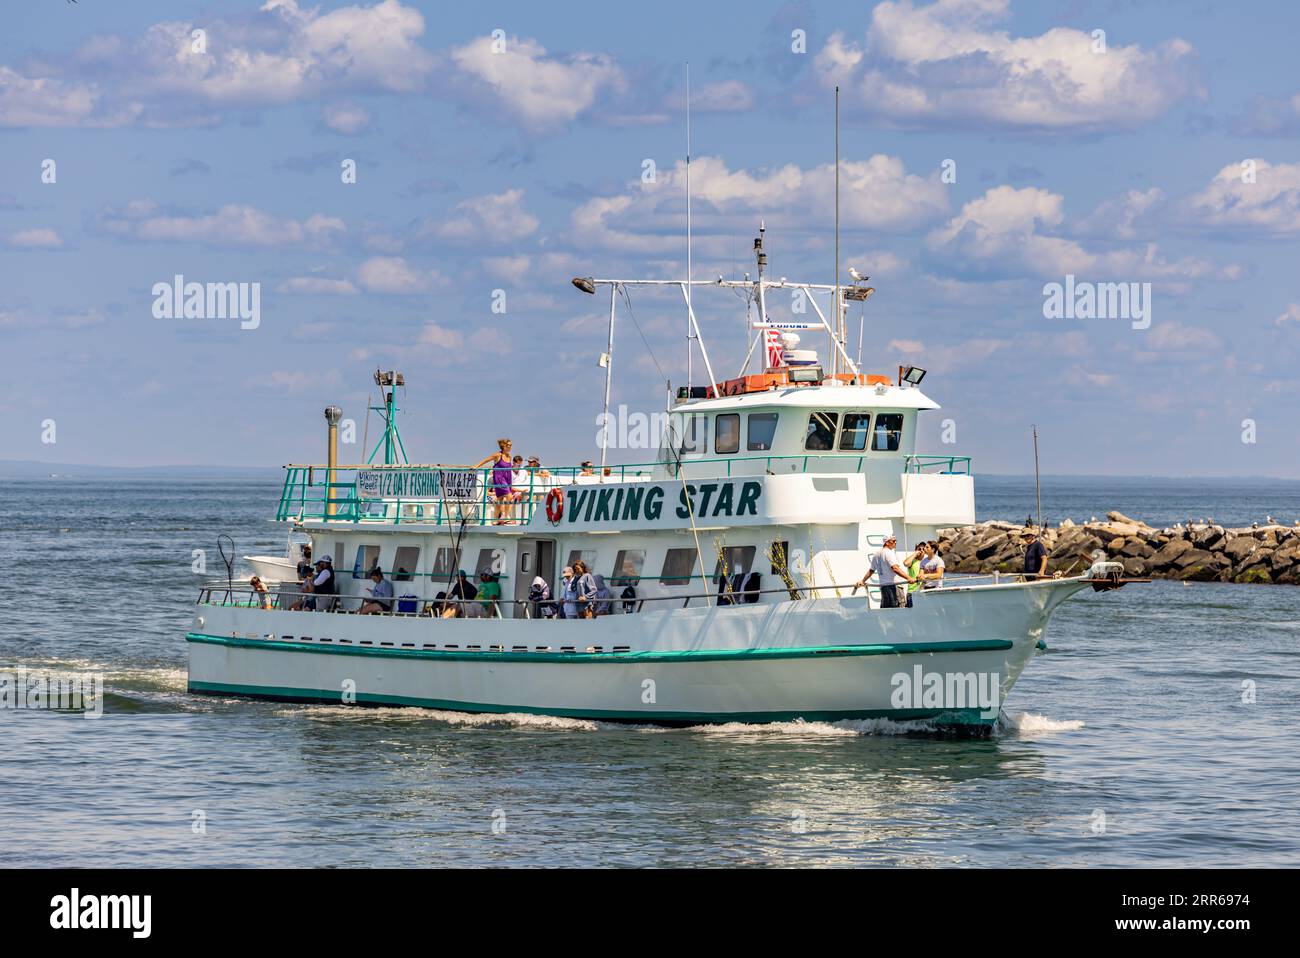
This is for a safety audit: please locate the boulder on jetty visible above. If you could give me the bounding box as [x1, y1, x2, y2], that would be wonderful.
[934, 517, 1300, 585]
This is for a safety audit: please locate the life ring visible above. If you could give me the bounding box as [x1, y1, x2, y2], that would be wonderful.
[545, 488, 564, 524]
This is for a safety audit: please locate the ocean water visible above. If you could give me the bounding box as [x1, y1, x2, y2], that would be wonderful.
[1, 478, 1298, 867]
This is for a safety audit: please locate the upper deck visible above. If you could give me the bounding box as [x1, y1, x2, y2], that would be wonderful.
[277, 380, 973, 529]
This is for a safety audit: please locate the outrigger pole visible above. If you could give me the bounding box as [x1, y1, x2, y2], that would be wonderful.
[685, 62, 693, 394]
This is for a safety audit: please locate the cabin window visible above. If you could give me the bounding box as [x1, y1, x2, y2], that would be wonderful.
[431, 547, 461, 577]
[872, 413, 905, 452]
[715, 414, 740, 454]
[747, 412, 778, 451]
[352, 545, 380, 579]
[611, 549, 645, 586]
[566, 549, 598, 572]
[839, 411, 872, 450]
[475, 547, 507, 577]
[677, 413, 707, 455]
[660, 548, 698, 586]
[393, 546, 420, 582]
[713, 545, 757, 577]
[804, 412, 839, 451]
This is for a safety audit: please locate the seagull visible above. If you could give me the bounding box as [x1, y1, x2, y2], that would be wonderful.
[1266, 515, 1275, 525]
[1252, 522, 1260, 529]
[848, 266, 868, 283]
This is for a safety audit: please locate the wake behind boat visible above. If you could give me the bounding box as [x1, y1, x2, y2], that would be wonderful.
[186, 226, 1136, 730]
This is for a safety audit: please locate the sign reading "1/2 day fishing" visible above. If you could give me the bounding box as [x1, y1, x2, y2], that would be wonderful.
[557, 480, 762, 527]
[357, 469, 478, 500]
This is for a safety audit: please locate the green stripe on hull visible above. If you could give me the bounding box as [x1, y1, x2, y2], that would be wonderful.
[185, 632, 1014, 663]
[186, 680, 996, 727]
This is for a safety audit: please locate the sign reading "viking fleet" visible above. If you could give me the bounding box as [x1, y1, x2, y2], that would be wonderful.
[554, 480, 762, 528]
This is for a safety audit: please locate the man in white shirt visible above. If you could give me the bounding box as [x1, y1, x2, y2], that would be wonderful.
[854, 534, 915, 608]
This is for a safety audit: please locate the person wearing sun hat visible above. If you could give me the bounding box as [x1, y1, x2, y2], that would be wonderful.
[1021, 528, 1048, 580]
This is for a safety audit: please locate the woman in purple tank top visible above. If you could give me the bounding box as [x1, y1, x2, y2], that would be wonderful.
[475, 438, 518, 525]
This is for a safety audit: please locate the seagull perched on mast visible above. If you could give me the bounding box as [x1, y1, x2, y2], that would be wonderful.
[848, 266, 867, 283]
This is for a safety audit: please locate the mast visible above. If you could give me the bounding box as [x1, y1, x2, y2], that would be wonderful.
[600, 284, 616, 468]
[833, 85, 840, 379]
[685, 62, 693, 392]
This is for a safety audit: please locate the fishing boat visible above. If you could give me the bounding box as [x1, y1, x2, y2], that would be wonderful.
[185, 221, 1133, 730]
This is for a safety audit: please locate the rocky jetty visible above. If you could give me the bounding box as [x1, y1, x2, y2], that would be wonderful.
[936, 511, 1300, 584]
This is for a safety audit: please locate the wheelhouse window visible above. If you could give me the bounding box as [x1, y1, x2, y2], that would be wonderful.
[677, 413, 707, 455]
[872, 413, 905, 452]
[713, 545, 757, 578]
[804, 411, 839, 451]
[747, 412, 778, 451]
[660, 548, 698, 586]
[393, 546, 420, 581]
[352, 544, 380, 579]
[611, 549, 645, 586]
[839, 411, 872, 450]
[715, 413, 740, 455]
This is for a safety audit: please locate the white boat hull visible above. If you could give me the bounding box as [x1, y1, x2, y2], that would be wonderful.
[187, 579, 1089, 728]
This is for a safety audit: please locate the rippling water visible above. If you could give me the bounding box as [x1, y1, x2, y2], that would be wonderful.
[1, 479, 1297, 867]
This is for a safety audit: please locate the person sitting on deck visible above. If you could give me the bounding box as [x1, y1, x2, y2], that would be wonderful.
[528, 576, 553, 619]
[308, 556, 338, 611]
[359, 567, 394, 614]
[476, 569, 502, 618]
[592, 573, 612, 615]
[474, 438, 518, 525]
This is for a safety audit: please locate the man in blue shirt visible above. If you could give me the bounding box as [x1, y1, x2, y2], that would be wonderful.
[360, 567, 395, 614]
[1022, 530, 1048, 580]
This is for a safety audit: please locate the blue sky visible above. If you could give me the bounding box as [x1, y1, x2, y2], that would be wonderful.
[1, 0, 1298, 476]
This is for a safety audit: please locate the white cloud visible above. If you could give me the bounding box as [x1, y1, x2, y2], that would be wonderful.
[887, 335, 1010, 371]
[1181, 160, 1300, 235]
[815, 0, 1198, 133]
[448, 35, 623, 129]
[2, 0, 433, 127]
[1276, 303, 1300, 327]
[97, 201, 344, 248]
[1143, 321, 1222, 353]
[570, 154, 948, 254]
[278, 276, 359, 295]
[428, 190, 539, 243]
[357, 256, 445, 293]
[320, 101, 371, 134]
[927, 185, 1231, 281]
[8, 228, 63, 249]
[0, 66, 140, 128]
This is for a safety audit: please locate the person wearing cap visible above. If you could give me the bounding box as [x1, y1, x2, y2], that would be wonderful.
[311, 555, 338, 611]
[854, 533, 915, 609]
[1021, 529, 1048, 580]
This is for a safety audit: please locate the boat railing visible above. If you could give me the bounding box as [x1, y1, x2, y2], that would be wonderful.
[276, 453, 973, 525]
[196, 570, 1069, 621]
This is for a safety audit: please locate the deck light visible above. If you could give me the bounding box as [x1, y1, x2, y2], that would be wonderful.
[572, 277, 596, 294]
[900, 365, 927, 386]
